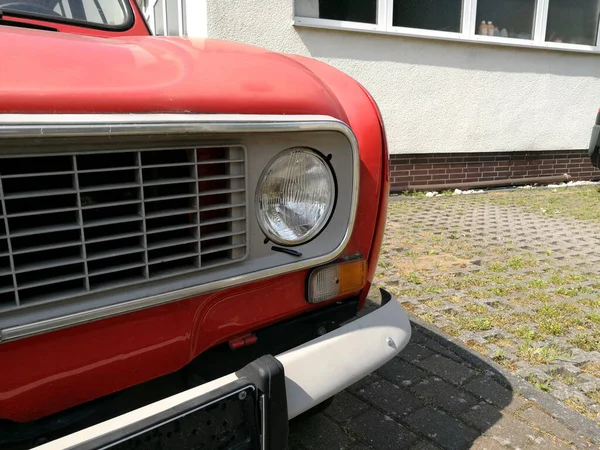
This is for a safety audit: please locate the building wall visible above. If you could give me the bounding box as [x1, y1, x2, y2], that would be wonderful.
[206, 0, 600, 157]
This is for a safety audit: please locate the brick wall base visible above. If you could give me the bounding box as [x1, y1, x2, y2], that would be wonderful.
[390, 150, 600, 191]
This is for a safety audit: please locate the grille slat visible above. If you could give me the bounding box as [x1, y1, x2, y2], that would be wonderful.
[200, 230, 246, 242]
[11, 240, 82, 255]
[78, 166, 138, 174]
[86, 231, 144, 244]
[199, 202, 246, 212]
[84, 215, 142, 228]
[0, 285, 15, 295]
[145, 207, 197, 219]
[197, 174, 245, 182]
[143, 177, 196, 187]
[198, 188, 245, 197]
[19, 273, 86, 291]
[148, 251, 198, 265]
[144, 193, 197, 203]
[7, 206, 79, 219]
[4, 188, 76, 200]
[201, 243, 246, 256]
[147, 237, 198, 251]
[1, 170, 75, 179]
[0, 146, 247, 309]
[197, 158, 245, 165]
[88, 261, 146, 277]
[86, 246, 146, 261]
[146, 223, 198, 235]
[8, 223, 81, 239]
[81, 199, 142, 210]
[15, 257, 83, 274]
[199, 215, 246, 227]
[79, 182, 140, 193]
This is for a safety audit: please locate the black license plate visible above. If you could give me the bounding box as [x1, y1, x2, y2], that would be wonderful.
[105, 383, 260, 450]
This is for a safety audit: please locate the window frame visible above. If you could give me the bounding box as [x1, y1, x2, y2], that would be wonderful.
[293, 0, 600, 54]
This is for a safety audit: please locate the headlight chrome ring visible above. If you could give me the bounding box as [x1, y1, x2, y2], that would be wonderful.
[255, 147, 336, 246]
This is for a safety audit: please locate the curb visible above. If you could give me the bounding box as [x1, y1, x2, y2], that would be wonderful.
[406, 312, 600, 445]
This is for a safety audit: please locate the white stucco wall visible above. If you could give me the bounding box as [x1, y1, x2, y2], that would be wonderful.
[206, 0, 600, 155]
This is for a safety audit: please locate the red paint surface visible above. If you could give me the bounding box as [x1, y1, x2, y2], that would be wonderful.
[0, 26, 386, 422]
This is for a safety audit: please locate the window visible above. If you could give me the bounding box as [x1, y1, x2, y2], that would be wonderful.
[475, 0, 536, 40]
[295, 0, 377, 24]
[393, 0, 463, 33]
[0, 0, 129, 27]
[294, 0, 600, 53]
[546, 0, 600, 45]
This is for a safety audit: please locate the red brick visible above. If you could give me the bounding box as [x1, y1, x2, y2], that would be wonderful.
[410, 169, 431, 176]
[429, 168, 447, 175]
[413, 175, 432, 181]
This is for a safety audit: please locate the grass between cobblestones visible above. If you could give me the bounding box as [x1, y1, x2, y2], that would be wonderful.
[371, 186, 600, 424]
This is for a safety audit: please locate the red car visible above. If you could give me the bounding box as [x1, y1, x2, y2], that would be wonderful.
[0, 1, 411, 448]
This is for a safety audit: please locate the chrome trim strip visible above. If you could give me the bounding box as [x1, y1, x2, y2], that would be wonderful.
[0, 114, 360, 343]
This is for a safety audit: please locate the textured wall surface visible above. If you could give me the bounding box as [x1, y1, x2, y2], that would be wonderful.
[206, 0, 600, 155]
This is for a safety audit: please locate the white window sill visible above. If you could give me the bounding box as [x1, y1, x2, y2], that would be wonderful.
[293, 17, 600, 55]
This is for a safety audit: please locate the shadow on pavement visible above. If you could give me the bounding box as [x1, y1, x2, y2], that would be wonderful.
[289, 313, 593, 450]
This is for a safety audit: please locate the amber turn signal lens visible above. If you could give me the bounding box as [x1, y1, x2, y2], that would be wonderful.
[308, 259, 367, 304]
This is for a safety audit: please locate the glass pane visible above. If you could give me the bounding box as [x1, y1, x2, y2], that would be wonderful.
[0, 0, 129, 27]
[392, 0, 463, 33]
[295, 0, 377, 24]
[475, 0, 536, 40]
[546, 0, 600, 45]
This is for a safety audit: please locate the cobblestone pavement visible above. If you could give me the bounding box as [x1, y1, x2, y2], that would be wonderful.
[376, 189, 600, 423]
[291, 187, 600, 449]
[289, 318, 598, 449]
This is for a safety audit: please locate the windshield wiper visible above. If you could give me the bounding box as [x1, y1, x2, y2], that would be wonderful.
[0, 9, 58, 31]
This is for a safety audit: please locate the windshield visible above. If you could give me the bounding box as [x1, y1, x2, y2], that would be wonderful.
[0, 0, 131, 28]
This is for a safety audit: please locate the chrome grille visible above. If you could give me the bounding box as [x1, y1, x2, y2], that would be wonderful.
[0, 147, 247, 310]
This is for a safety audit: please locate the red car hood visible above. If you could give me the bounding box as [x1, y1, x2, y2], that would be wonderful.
[0, 27, 345, 119]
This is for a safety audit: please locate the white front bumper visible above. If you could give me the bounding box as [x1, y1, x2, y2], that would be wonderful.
[35, 291, 410, 449]
[281, 291, 411, 419]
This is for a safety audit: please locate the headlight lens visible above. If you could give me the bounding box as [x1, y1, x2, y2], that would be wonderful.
[255, 148, 336, 246]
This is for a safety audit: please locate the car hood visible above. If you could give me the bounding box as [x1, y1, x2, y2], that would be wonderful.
[0, 27, 346, 119]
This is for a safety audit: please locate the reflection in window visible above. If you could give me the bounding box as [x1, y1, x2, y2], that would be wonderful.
[546, 0, 600, 45]
[392, 0, 463, 33]
[295, 0, 377, 24]
[475, 0, 536, 39]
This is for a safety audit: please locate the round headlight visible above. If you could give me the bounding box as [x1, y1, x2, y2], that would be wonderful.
[255, 148, 336, 246]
